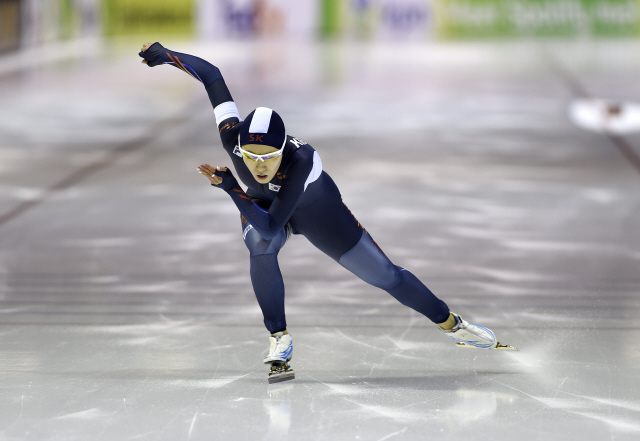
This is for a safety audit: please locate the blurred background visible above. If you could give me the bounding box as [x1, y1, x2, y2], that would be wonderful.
[1, 0, 639, 48]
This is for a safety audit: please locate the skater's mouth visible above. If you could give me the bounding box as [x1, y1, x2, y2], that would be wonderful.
[257, 174, 269, 180]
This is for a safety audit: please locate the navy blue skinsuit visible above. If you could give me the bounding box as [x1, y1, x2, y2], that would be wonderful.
[141, 43, 450, 333]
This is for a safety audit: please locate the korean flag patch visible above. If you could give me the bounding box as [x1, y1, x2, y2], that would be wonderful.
[269, 183, 281, 192]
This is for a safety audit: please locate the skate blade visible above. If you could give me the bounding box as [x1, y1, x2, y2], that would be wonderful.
[268, 370, 295, 384]
[495, 342, 519, 350]
[268, 361, 295, 384]
[456, 342, 519, 350]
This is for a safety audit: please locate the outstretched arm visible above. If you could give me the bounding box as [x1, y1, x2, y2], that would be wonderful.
[196, 164, 284, 240]
[139, 42, 240, 128]
[197, 162, 315, 240]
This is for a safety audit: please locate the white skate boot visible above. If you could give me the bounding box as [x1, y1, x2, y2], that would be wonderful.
[264, 332, 295, 383]
[442, 313, 517, 350]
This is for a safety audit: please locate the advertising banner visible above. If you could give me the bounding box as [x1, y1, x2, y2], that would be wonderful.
[197, 0, 317, 40]
[321, 0, 434, 40]
[102, 0, 194, 36]
[432, 0, 640, 38]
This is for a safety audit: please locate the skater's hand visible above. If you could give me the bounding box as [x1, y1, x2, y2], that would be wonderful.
[139, 42, 166, 67]
[197, 164, 238, 191]
[140, 42, 155, 54]
[197, 164, 225, 185]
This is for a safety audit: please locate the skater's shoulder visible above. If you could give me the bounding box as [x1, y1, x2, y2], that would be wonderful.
[285, 136, 315, 161]
[287, 135, 311, 150]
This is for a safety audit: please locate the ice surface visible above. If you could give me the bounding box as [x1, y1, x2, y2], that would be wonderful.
[0, 39, 639, 441]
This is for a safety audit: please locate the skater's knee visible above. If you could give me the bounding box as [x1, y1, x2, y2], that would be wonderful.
[338, 233, 402, 289]
[244, 225, 288, 256]
[388, 265, 416, 290]
[246, 238, 278, 256]
[377, 264, 403, 290]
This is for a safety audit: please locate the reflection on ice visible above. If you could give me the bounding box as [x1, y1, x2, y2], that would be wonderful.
[265, 382, 293, 438]
[444, 390, 517, 424]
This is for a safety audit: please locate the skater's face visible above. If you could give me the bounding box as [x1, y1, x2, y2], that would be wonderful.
[241, 144, 283, 183]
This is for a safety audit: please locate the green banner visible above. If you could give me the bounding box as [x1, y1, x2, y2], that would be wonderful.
[102, 0, 195, 36]
[433, 0, 640, 38]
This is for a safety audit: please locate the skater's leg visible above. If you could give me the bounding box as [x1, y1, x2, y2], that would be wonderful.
[242, 216, 291, 333]
[335, 231, 507, 348]
[241, 217, 298, 381]
[337, 229, 451, 324]
[290, 178, 450, 324]
[289, 178, 512, 348]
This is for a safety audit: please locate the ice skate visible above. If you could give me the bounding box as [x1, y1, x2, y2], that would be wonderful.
[442, 313, 518, 350]
[268, 361, 295, 384]
[264, 332, 295, 384]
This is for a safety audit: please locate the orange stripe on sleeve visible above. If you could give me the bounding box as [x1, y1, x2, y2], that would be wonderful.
[172, 54, 198, 80]
[232, 188, 253, 201]
[166, 53, 178, 66]
[173, 55, 189, 73]
[166, 53, 189, 75]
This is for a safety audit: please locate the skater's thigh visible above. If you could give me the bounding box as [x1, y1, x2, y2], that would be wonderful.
[293, 194, 363, 261]
[337, 229, 400, 289]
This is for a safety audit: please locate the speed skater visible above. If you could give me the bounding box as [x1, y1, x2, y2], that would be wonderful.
[139, 42, 517, 383]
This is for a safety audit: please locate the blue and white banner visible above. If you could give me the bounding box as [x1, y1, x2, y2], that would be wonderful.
[321, 0, 435, 40]
[197, 0, 317, 40]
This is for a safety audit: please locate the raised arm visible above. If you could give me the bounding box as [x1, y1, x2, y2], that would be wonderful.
[139, 42, 240, 128]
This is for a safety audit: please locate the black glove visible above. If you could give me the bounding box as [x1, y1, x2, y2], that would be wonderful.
[139, 42, 167, 67]
[212, 168, 239, 192]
